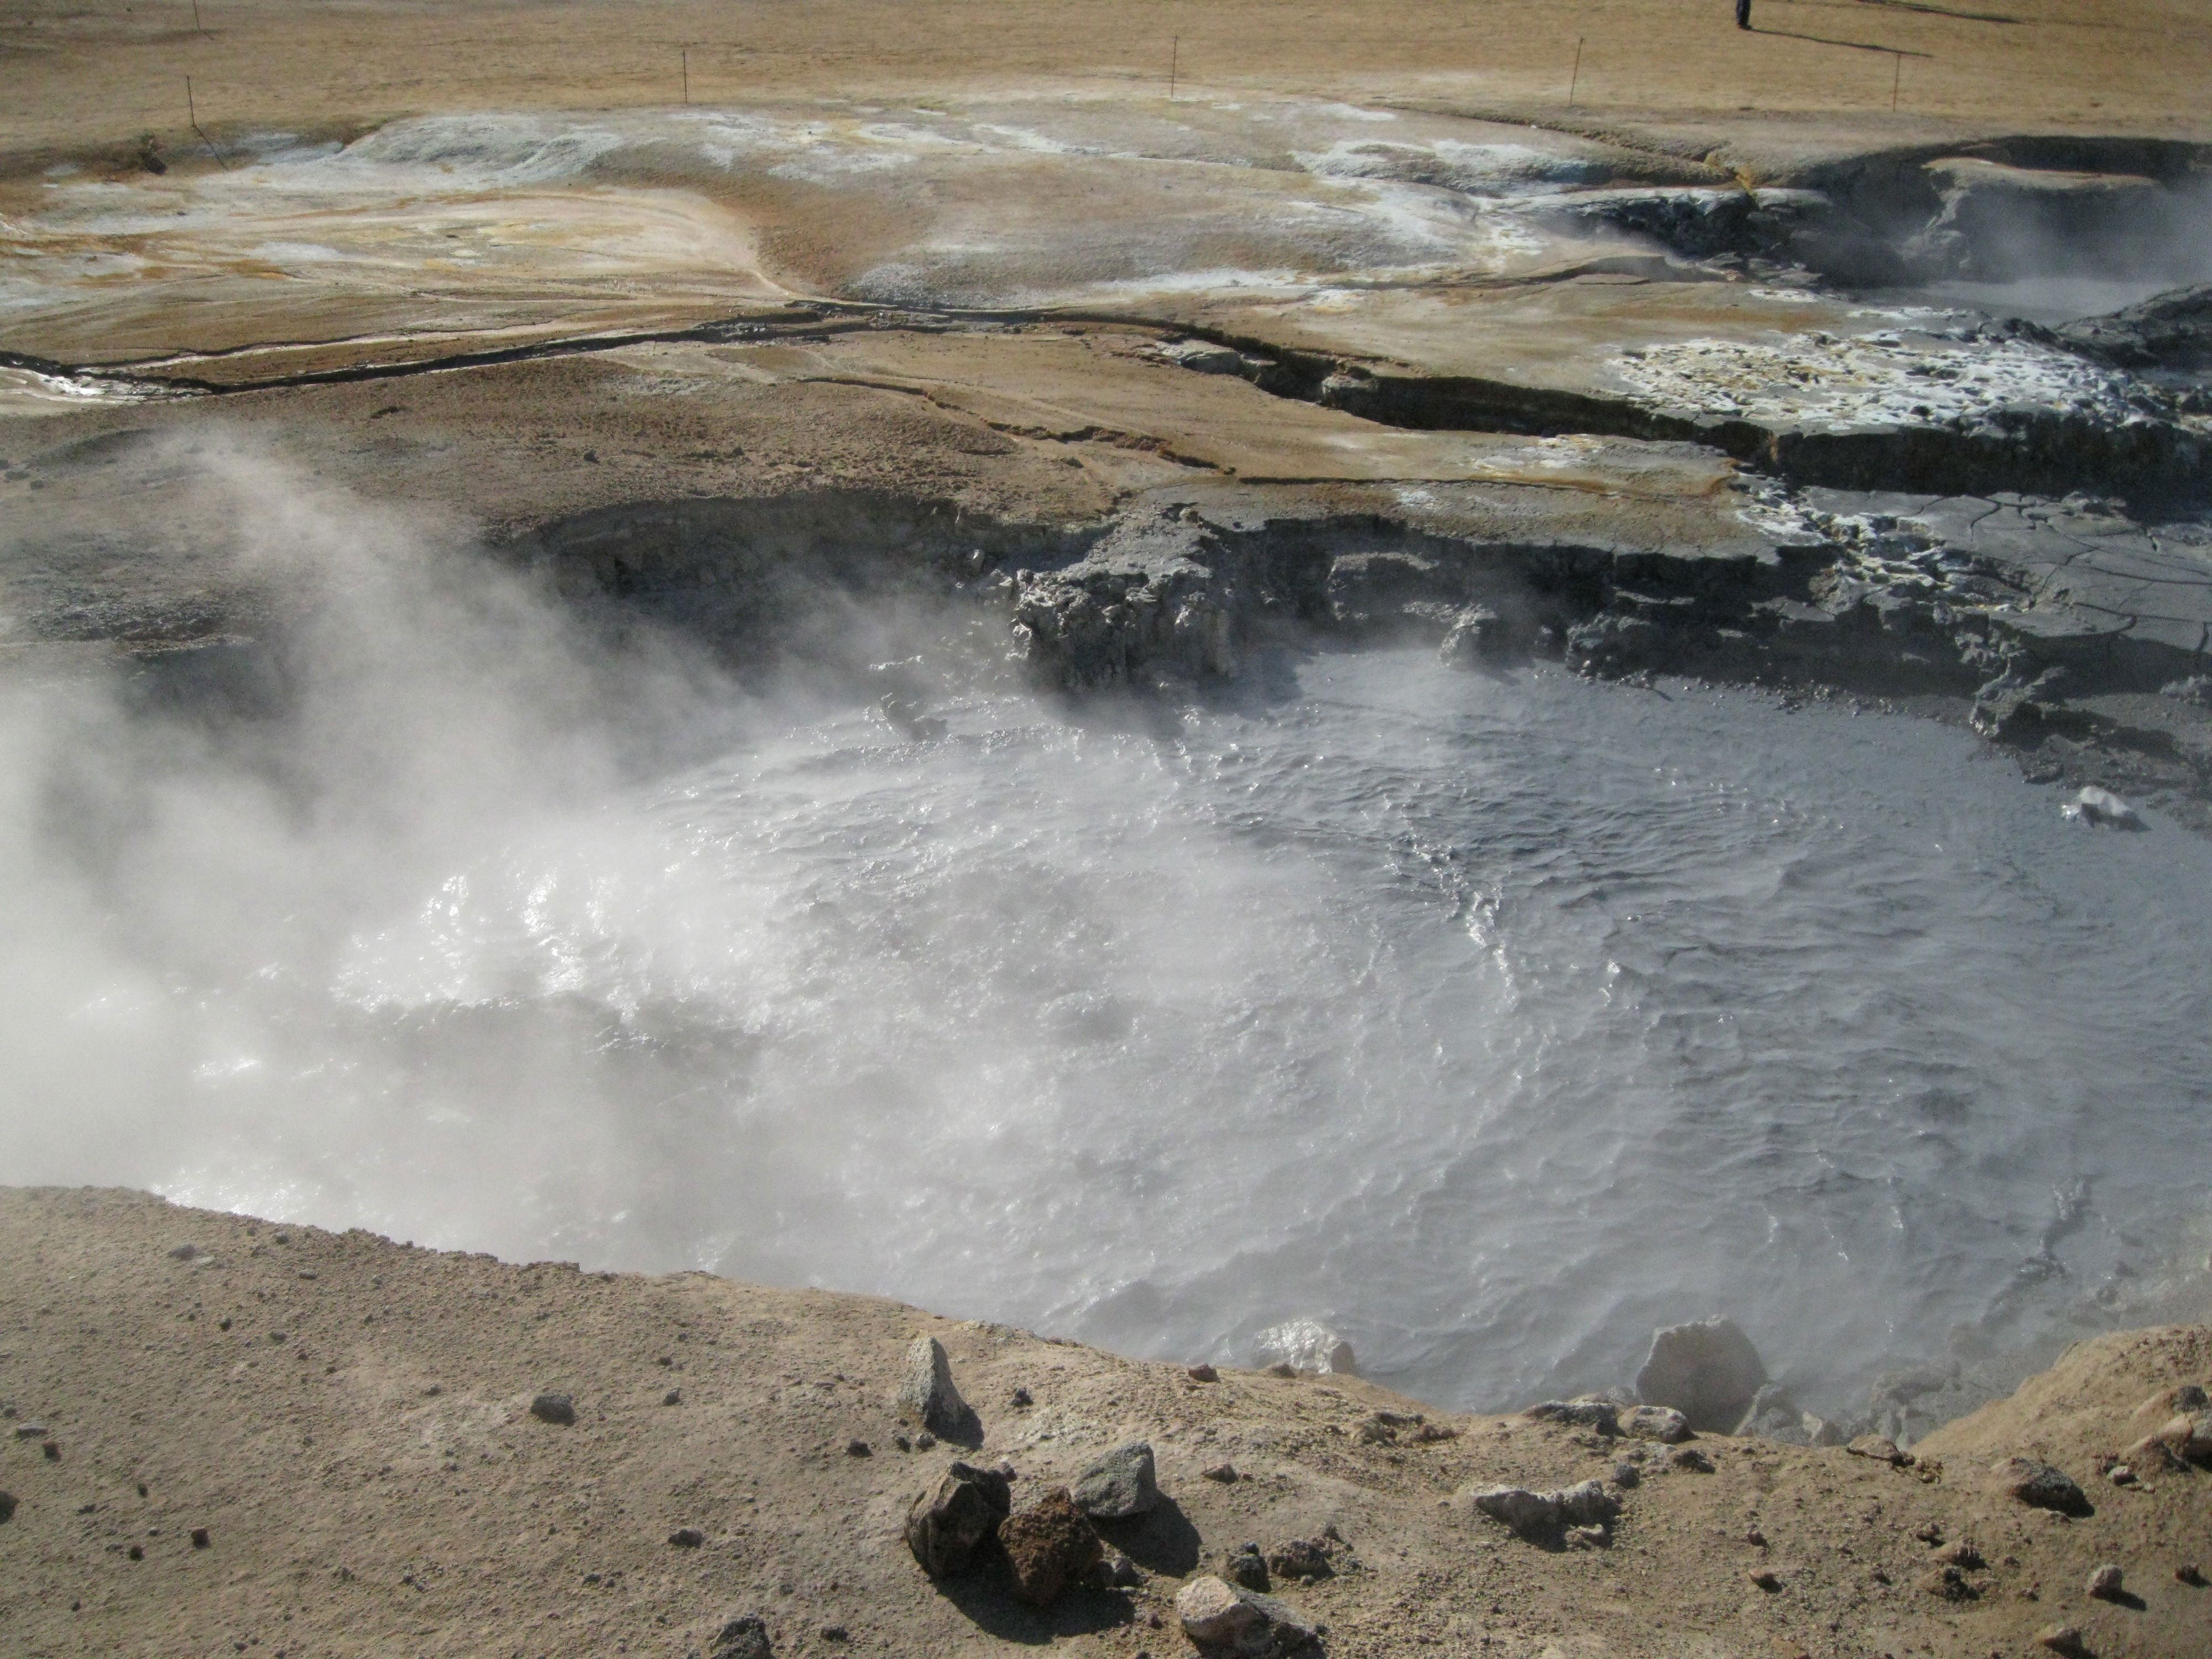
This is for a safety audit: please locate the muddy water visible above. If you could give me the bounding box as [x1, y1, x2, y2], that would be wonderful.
[29, 641, 2205, 1422]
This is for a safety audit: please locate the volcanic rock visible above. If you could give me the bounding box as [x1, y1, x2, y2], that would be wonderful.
[0, 1491, 14, 1525]
[1071, 1440, 1157, 1519]
[668, 1527, 706, 1548]
[528, 1392, 576, 1426]
[1463, 1478, 1618, 1540]
[1267, 1537, 1337, 1580]
[1991, 1457, 2093, 1516]
[2057, 281, 2212, 369]
[998, 1487, 1101, 1608]
[1847, 1434, 1910, 1466]
[1223, 1542, 1270, 1590]
[1173, 1575, 1319, 1656]
[1635, 1317, 1767, 1433]
[711, 1613, 775, 1659]
[904, 1460, 1011, 1578]
[894, 1335, 979, 1444]
[1524, 1399, 1618, 1433]
[1619, 1405, 1689, 1443]
[1917, 1564, 1979, 1601]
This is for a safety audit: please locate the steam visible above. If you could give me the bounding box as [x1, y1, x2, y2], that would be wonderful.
[6, 434, 2209, 1422]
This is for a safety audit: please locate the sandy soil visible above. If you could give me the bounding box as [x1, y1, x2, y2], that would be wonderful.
[2, 1187, 2208, 1659]
[4, 0, 2210, 163]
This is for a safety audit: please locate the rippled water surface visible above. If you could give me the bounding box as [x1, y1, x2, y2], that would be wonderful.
[12, 640, 2211, 1419]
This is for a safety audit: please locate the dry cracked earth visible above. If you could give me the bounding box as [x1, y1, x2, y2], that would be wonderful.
[3, 1188, 2211, 1659]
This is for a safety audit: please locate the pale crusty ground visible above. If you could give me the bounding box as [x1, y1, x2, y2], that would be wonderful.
[2, 1187, 2208, 1659]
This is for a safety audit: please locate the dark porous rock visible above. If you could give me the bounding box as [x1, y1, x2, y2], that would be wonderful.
[529, 1392, 577, 1426]
[0, 1491, 14, 1525]
[894, 1335, 980, 1444]
[1635, 1317, 1768, 1433]
[711, 1613, 774, 1659]
[1223, 1542, 1270, 1591]
[1669, 1446, 1717, 1474]
[1187, 1364, 1220, 1383]
[905, 1460, 1012, 1578]
[669, 1527, 706, 1548]
[1071, 1440, 1158, 1520]
[166, 1242, 200, 1261]
[190, 1527, 210, 1548]
[1991, 1458, 2093, 1516]
[998, 1487, 1102, 1608]
[1524, 1400, 1619, 1434]
[1175, 1574, 1321, 1657]
[845, 1439, 872, 1458]
[1610, 1461, 1641, 1488]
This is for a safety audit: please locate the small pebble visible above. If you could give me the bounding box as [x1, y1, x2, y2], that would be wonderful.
[13, 1423, 46, 1440]
[2034, 1624, 2086, 1658]
[1747, 1568, 1781, 1592]
[1610, 1462, 1640, 1488]
[668, 1527, 706, 1548]
[1009, 1387, 1033, 1407]
[2087, 1563, 2124, 1599]
[190, 1527, 210, 1548]
[662, 1390, 682, 1407]
[43, 1442, 60, 1462]
[1187, 1364, 1219, 1383]
[914, 1432, 936, 1451]
[818, 1625, 848, 1642]
[529, 1393, 577, 1426]
[0, 1491, 15, 1525]
[1744, 1527, 1766, 1548]
[1671, 1447, 1715, 1473]
[2176, 1563, 2205, 1585]
[845, 1439, 871, 1458]
[1201, 1462, 1238, 1483]
[128, 1545, 143, 1561]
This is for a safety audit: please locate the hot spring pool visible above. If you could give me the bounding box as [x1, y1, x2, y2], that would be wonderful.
[7, 630, 2208, 1426]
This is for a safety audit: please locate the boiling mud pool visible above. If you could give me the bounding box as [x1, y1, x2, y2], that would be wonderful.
[26, 648, 2212, 1418]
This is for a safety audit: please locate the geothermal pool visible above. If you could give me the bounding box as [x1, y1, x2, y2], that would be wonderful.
[5, 608, 2209, 1425]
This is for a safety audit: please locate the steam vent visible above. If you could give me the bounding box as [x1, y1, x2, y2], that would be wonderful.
[4, 4, 2211, 1657]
